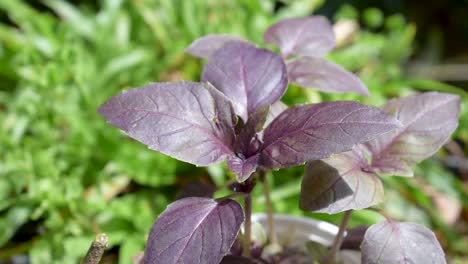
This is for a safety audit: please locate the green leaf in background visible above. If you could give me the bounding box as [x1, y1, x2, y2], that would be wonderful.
[0, 206, 31, 246]
[0, 0, 466, 262]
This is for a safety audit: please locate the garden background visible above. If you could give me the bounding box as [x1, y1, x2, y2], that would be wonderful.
[0, 0, 467, 263]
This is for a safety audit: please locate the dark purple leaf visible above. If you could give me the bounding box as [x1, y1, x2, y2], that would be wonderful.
[229, 237, 242, 256]
[228, 178, 256, 193]
[340, 225, 368, 250]
[228, 107, 270, 181]
[287, 57, 369, 96]
[220, 255, 257, 264]
[365, 92, 460, 176]
[98, 82, 237, 166]
[227, 154, 259, 182]
[177, 181, 216, 200]
[143, 197, 244, 264]
[263, 16, 335, 58]
[361, 220, 446, 264]
[235, 106, 270, 156]
[300, 151, 383, 214]
[259, 101, 401, 169]
[186, 34, 245, 59]
[202, 41, 288, 121]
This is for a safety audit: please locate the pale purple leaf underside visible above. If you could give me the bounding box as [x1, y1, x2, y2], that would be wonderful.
[367, 156, 413, 177]
[362, 220, 446, 264]
[202, 42, 288, 121]
[98, 82, 237, 166]
[366, 92, 460, 175]
[265, 101, 288, 128]
[259, 101, 401, 169]
[263, 16, 335, 58]
[144, 197, 244, 264]
[287, 57, 369, 96]
[186, 34, 244, 59]
[300, 150, 384, 214]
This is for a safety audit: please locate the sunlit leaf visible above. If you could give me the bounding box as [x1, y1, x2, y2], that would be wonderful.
[361, 220, 446, 264]
[366, 92, 460, 175]
[186, 34, 245, 59]
[300, 151, 383, 214]
[287, 57, 369, 96]
[263, 16, 335, 58]
[98, 81, 237, 166]
[202, 42, 288, 121]
[260, 101, 401, 169]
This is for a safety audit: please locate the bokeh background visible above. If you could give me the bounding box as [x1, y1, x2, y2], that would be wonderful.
[0, 0, 467, 263]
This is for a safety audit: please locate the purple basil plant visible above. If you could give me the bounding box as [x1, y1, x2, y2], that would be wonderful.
[98, 16, 460, 264]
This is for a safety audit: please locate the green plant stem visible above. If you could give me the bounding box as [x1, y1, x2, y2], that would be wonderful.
[327, 210, 352, 264]
[260, 170, 278, 245]
[83, 233, 108, 264]
[243, 193, 252, 257]
[217, 178, 238, 191]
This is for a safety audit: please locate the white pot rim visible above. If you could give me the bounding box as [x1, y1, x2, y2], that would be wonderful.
[251, 213, 339, 247]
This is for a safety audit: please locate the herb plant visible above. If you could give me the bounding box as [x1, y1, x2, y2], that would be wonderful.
[99, 16, 460, 264]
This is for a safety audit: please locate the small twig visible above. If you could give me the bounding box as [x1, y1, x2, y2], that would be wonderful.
[260, 170, 278, 245]
[242, 193, 252, 257]
[407, 63, 468, 81]
[327, 210, 352, 264]
[83, 233, 108, 264]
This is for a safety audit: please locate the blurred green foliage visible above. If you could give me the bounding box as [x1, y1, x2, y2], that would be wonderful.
[0, 0, 466, 263]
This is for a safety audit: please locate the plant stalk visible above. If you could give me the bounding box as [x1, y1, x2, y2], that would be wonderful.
[260, 170, 278, 245]
[83, 233, 108, 264]
[242, 193, 252, 257]
[327, 210, 352, 264]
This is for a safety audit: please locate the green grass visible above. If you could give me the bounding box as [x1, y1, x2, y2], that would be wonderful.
[0, 0, 466, 263]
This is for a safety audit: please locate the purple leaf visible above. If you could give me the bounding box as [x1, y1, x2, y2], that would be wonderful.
[300, 150, 383, 214]
[220, 255, 257, 264]
[235, 106, 270, 156]
[265, 101, 288, 127]
[259, 101, 401, 169]
[287, 57, 369, 96]
[202, 41, 288, 121]
[361, 220, 446, 264]
[365, 92, 460, 175]
[263, 16, 335, 58]
[98, 81, 237, 166]
[340, 225, 368, 250]
[260, 101, 288, 141]
[143, 197, 244, 264]
[227, 107, 270, 181]
[176, 181, 216, 200]
[366, 156, 413, 177]
[186, 34, 245, 59]
[227, 154, 259, 182]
